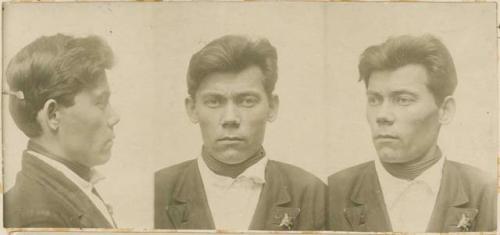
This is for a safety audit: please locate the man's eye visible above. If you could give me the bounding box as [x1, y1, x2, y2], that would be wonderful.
[239, 96, 259, 107]
[394, 96, 415, 106]
[367, 96, 381, 106]
[96, 101, 108, 110]
[204, 99, 221, 108]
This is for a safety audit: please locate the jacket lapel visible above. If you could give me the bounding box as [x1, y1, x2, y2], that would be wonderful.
[344, 204, 367, 230]
[426, 160, 478, 232]
[66, 190, 113, 228]
[267, 187, 301, 230]
[249, 162, 301, 230]
[345, 162, 392, 232]
[165, 161, 215, 229]
[166, 203, 188, 228]
[23, 152, 113, 228]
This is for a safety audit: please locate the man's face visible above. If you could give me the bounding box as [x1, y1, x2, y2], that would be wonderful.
[366, 64, 441, 163]
[187, 65, 278, 164]
[58, 74, 120, 167]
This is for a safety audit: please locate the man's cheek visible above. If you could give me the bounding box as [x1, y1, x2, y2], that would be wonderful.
[247, 111, 268, 123]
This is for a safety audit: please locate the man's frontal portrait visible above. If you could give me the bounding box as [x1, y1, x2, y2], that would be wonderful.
[188, 61, 277, 166]
[328, 34, 496, 233]
[154, 34, 326, 231]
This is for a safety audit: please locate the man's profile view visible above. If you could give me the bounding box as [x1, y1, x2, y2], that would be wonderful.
[4, 34, 120, 228]
[328, 34, 496, 232]
[154, 35, 326, 231]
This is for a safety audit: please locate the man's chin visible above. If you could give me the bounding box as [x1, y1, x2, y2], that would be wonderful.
[212, 149, 250, 165]
[377, 149, 407, 164]
[88, 152, 112, 167]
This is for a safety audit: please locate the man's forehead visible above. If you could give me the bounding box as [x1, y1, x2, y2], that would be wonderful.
[367, 64, 429, 92]
[197, 66, 266, 95]
[83, 76, 111, 96]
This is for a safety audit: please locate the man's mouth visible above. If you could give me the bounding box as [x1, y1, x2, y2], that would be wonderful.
[375, 134, 399, 141]
[218, 136, 244, 143]
[104, 137, 115, 149]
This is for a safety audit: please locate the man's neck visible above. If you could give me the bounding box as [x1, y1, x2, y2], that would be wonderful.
[30, 137, 69, 160]
[27, 139, 93, 182]
[380, 145, 442, 180]
[201, 146, 265, 178]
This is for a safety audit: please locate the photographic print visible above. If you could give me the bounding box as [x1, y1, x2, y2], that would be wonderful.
[2, 2, 497, 234]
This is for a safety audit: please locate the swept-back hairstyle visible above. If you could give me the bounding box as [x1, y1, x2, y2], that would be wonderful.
[187, 34, 278, 98]
[6, 34, 114, 137]
[358, 34, 457, 105]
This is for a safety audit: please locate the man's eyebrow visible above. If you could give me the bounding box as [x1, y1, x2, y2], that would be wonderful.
[95, 90, 111, 100]
[390, 89, 418, 96]
[366, 89, 418, 96]
[198, 90, 262, 97]
[199, 91, 223, 97]
[235, 91, 261, 97]
[366, 90, 380, 96]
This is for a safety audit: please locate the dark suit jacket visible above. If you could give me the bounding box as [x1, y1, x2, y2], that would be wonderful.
[4, 151, 114, 228]
[327, 160, 497, 232]
[155, 159, 326, 230]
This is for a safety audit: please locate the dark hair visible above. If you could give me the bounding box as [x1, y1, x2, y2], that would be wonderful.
[6, 34, 114, 137]
[358, 34, 457, 105]
[187, 35, 278, 98]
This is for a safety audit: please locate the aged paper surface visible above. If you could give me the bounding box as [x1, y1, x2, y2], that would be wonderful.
[1, 1, 497, 234]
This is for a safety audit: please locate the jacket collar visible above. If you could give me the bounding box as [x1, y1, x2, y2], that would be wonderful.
[27, 140, 94, 182]
[27, 150, 105, 193]
[22, 151, 113, 228]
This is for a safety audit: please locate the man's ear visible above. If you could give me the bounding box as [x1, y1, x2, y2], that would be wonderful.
[438, 96, 455, 125]
[185, 97, 199, 124]
[267, 94, 279, 122]
[39, 99, 61, 131]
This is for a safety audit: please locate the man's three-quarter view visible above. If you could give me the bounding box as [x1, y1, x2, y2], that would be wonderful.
[327, 34, 496, 233]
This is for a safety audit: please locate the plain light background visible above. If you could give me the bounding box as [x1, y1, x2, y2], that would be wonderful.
[2, 2, 497, 229]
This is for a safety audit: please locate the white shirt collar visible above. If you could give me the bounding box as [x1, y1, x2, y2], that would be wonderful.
[237, 156, 267, 184]
[27, 150, 105, 192]
[197, 154, 267, 229]
[198, 155, 268, 187]
[375, 155, 445, 206]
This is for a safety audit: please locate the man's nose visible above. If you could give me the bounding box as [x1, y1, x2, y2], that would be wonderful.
[376, 102, 395, 126]
[107, 105, 121, 127]
[220, 102, 240, 128]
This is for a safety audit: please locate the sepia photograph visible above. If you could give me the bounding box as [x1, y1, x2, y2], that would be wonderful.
[1, 2, 497, 234]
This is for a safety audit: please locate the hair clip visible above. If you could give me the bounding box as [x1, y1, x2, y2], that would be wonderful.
[2, 90, 24, 100]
